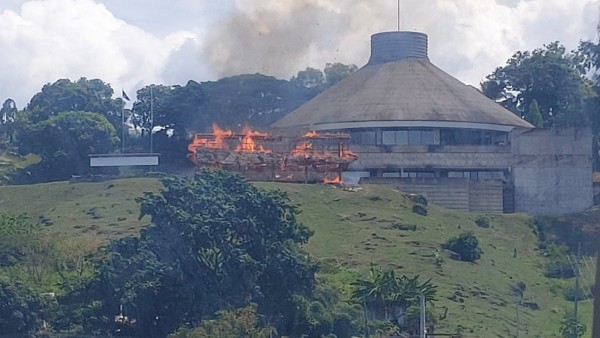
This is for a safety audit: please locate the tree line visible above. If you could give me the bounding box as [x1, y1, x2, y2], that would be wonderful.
[2, 32, 600, 183]
[0, 63, 357, 183]
[0, 169, 438, 337]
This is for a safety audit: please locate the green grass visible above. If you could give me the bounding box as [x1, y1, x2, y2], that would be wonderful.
[0, 178, 162, 243]
[0, 151, 39, 181]
[0, 178, 594, 337]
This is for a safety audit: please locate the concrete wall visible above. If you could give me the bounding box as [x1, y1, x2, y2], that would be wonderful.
[511, 128, 593, 215]
[349, 145, 511, 170]
[361, 177, 504, 213]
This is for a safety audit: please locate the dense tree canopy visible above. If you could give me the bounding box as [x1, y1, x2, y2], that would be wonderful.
[291, 63, 358, 91]
[26, 78, 125, 129]
[16, 111, 119, 182]
[481, 42, 593, 128]
[82, 169, 317, 336]
[0, 281, 45, 334]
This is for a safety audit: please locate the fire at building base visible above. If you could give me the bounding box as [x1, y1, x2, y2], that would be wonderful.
[188, 124, 358, 184]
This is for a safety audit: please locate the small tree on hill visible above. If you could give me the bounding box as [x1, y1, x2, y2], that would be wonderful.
[351, 266, 437, 335]
[560, 314, 586, 338]
[442, 231, 483, 262]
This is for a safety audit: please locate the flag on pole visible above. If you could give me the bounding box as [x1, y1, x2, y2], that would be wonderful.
[122, 90, 130, 101]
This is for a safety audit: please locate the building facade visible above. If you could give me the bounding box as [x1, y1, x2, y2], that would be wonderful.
[271, 31, 592, 215]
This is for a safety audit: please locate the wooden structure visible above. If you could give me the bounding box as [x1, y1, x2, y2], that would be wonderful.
[188, 129, 357, 183]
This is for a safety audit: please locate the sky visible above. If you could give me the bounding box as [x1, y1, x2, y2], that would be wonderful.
[0, 0, 599, 107]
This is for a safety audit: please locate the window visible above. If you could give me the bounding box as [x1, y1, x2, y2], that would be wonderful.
[350, 130, 377, 145]
[408, 130, 421, 144]
[381, 129, 433, 145]
[421, 130, 434, 144]
[382, 131, 395, 145]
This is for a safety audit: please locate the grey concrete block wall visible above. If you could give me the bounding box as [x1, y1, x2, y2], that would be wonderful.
[361, 177, 503, 212]
[511, 128, 593, 215]
[349, 147, 512, 170]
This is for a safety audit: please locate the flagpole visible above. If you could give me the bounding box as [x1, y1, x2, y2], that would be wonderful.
[121, 91, 125, 153]
[150, 86, 154, 153]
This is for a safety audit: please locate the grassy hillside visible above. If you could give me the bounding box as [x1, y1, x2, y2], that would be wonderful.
[0, 178, 594, 337]
[0, 151, 38, 182]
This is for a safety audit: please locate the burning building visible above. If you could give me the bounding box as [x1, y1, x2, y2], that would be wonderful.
[270, 31, 593, 215]
[188, 125, 357, 183]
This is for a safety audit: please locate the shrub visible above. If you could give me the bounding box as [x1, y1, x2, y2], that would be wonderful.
[475, 216, 490, 228]
[563, 285, 591, 302]
[442, 231, 483, 262]
[408, 194, 428, 206]
[412, 204, 428, 216]
[543, 243, 576, 279]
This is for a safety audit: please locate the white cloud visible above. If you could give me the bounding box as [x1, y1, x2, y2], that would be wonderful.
[0, 0, 599, 107]
[0, 0, 204, 107]
[203, 0, 600, 87]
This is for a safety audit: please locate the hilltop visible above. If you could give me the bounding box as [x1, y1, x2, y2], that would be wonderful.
[0, 177, 594, 337]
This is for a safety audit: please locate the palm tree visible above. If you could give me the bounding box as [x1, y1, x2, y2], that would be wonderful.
[352, 265, 437, 332]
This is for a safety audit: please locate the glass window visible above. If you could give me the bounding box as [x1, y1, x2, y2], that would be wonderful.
[363, 131, 376, 145]
[396, 130, 408, 144]
[448, 171, 463, 178]
[382, 131, 395, 145]
[350, 130, 377, 145]
[478, 171, 493, 180]
[421, 130, 435, 145]
[408, 130, 421, 144]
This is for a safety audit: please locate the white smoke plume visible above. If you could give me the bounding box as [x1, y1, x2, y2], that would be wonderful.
[0, 0, 598, 106]
[204, 0, 600, 86]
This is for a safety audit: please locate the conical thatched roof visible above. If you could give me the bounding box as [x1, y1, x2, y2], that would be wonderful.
[271, 32, 533, 132]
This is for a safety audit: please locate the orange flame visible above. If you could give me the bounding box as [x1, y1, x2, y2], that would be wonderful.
[304, 130, 318, 138]
[211, 124, 233, 149]
[341, 148, 358, 159]
[234, 126, 271, 153]
[291, 141, 313, 157]
[323, 175, 342, 184]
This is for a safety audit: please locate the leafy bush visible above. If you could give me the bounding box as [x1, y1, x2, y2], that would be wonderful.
[543, 243, 575, 279]
[559, 313, 586, 338]
[442, 231, 483, 262]
[408, 194, 428, 206]
[475, 215, 490, 228]
[563, 285, 591, 302]
[412, 204, 428, 216]
[169, 305, 274, 338]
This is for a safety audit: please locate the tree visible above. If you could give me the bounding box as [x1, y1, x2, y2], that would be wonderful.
[442, 231, 483, 262]
[16, 111, 119, 182]
[291, 67, 326, 89]
[169, 305, 274, 338]
[482, 42, 593, 128]
[560, 314, 586, 338]
[351, 266, 437, 334]
[324, 63, 358, 88]
[83, 169, 317, 336]
[526, 99, 544, 128]
[26, 78, 125, 131]
[0, 281, 45, 334]
[0, 98, 18, 143]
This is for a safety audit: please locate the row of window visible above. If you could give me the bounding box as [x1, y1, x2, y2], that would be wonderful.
[349, 129, 507, 146]
[379, 171, 505, 180]
[342, 170, 506, 184]
[349, 129, 436, 145]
